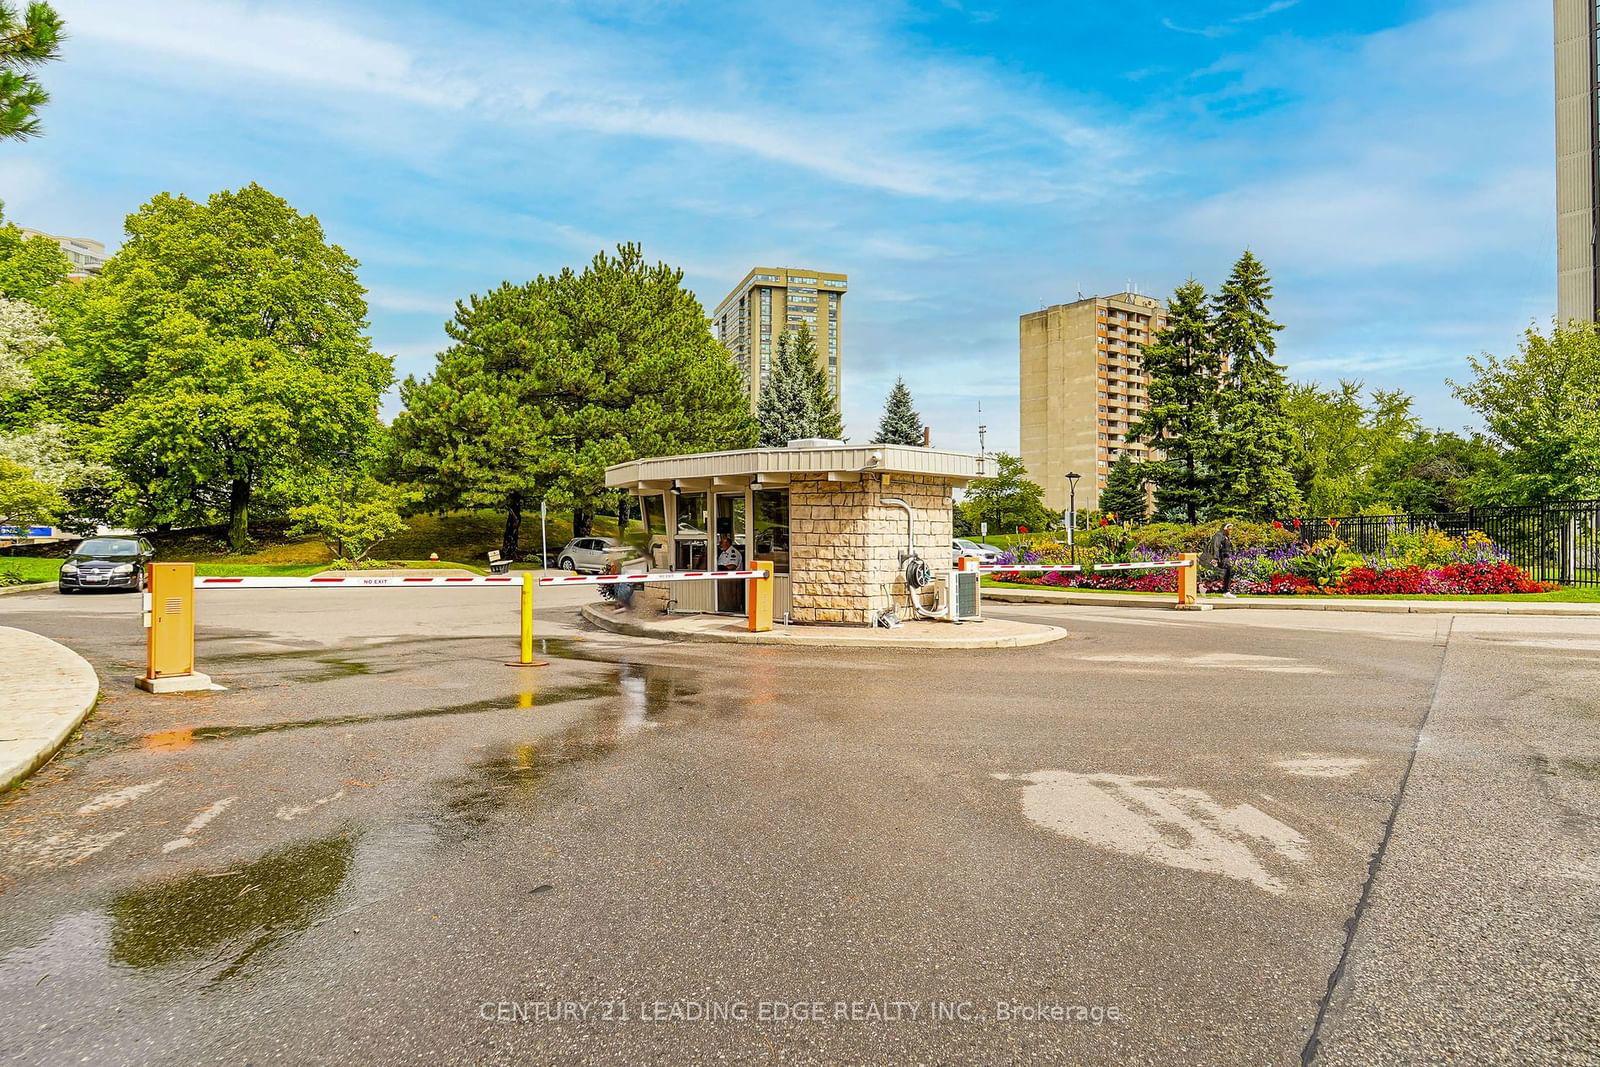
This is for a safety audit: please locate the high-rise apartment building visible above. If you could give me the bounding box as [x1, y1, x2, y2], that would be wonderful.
[712, 268, 847, 407]
[1019, 292, 1165, 514]
[1555, 0, 1599, 322]
[18, 228, 107, 280]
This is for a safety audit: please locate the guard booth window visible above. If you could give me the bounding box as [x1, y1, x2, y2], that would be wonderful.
[674, 491, 708, 570]
[753, 489, 789, 575]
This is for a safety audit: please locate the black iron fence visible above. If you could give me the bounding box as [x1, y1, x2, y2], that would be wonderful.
[1289, 501, 1600, 587]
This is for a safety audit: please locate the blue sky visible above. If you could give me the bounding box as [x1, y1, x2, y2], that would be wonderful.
[3, 0, 1554, 453]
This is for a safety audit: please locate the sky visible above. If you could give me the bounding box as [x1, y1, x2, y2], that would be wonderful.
[1, 0, 1556, 455]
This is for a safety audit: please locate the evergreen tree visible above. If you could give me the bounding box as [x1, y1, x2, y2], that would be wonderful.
[1129, 279, 1221, 522]
[1099, 452, 1148, 523]
[756, 330, 816, 446]
[791, 321, 843, 439]
[1210, 251, 1303, 519]
[872, 377, 923, 445]
[0, 2, 64, 141]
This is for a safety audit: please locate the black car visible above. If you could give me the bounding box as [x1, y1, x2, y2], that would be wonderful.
[58, 536, 156, 593]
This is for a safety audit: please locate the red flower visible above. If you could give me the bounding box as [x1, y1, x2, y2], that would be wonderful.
[1099, 517, 1109, 527]
[1272, 520, 1284, 529]
[1328, 517, 1341, 529]
[1291, 518, 1302, 529]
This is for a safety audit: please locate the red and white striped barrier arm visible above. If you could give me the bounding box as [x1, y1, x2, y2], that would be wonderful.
[977, 559, 1194, 574]
[194, 575, 523, 589]
[537, 569, 768, 587]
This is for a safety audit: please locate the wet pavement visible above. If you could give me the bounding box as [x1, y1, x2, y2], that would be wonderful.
[0, 588, 1596, 1064]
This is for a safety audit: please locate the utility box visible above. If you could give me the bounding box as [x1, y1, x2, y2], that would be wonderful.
[137, 563, 214, 693]
[949, 567, 982, 622]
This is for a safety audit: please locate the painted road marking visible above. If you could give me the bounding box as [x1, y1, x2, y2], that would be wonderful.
[76, 780, 166, 815]
[1081, 651, 1328, 674]
[162, 796, 238, 853]
[9, 830, 129, 869]
[275, 789, 345, 821]
[997, 771, 1309, 894]
[1275, 756, 1370, 778]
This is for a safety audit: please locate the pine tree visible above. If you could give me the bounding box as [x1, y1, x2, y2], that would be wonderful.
[1130, 279, 1221, 522]
[0, 2, 64, 141]
[756, 330, 816, 446]
[1210, 251, 1303, 519]
[1099, 452, 1148, 523]
[872, 377, 923, 445]
[791, 321, 843, 439]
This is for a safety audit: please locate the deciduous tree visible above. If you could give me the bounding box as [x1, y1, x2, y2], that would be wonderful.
[1284, 380, 1418, 514]
[959, 452, 1053, 534]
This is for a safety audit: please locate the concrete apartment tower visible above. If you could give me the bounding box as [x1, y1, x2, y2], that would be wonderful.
[1019, 292, 1166, 514]
[712, 268, 847, 408]
[1556, 0, 1599, 323]
[18, 229, 106, 280]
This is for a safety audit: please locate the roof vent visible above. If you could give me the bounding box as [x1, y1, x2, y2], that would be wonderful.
[786, 438, 845, 449]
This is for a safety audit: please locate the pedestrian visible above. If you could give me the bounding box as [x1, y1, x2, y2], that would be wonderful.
[716, 533, 742, 570]
[1210, 521, 1237, 598]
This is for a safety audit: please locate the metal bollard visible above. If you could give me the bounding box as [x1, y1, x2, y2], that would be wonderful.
[507, 570, 548, 667]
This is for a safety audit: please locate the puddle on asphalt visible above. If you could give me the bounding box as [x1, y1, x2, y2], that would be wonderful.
[106, 833, 356, 976]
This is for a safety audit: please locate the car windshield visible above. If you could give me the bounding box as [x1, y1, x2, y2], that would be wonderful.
[77, 538, 139, 555]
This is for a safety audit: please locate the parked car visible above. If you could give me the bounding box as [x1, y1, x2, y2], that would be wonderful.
[58, 536, 156, 594]
[555, 536, 629, 574]
[952, 538, 1002, 566]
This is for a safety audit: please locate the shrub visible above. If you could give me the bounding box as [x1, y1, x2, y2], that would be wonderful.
[0, 566, 26, 587]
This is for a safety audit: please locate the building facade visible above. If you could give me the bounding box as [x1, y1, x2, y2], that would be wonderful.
[18, 229, 107, 280]
[712, 267, 847, 407]
[1556, 0, 1599, 323]
[1019, 292, 1165, 514]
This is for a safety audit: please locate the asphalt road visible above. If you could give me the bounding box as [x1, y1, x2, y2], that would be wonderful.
[0, 587, 1595, 1065]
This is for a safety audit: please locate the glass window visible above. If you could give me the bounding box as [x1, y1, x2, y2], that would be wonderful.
[674, 491, 708, 570]
[640, 494, 667, 536]
[753, 489, 789, 575]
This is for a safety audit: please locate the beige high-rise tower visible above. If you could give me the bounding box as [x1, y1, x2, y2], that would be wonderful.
[1019, 292, 1165, 514]
[1556, 0, 1598, 323]
[712, 268, 847, 408]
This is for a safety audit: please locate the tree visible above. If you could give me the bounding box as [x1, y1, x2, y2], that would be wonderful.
[1130, 279, 1221, 522]
[1209, 251, 1302, 519]
[756, 329, 816, 447]
[289, 471, 411, 567]
[1367, 430, 1504, 513]
[1449, 321, 1600, 503]
[0, 453, 58, 528]
[1099, 452, 1149, 523]
[0, 2, 63, 141]
[959, 452, 1054, 534]
[392, 244, 755, 557]
[0, 209, 69, 302]
[872, 377, 923, 445]
[1284, 380, 1418, 514]
[53, 184, 392, 549]
[0, 293, 53, 393]
[792, 321, 844, 440]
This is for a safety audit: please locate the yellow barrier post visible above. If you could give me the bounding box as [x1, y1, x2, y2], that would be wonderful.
[1177, 552, 1200, 608]
[747, 560, 773, 632]
[136, 562, 214, 693]
[507, 570, 547, 667]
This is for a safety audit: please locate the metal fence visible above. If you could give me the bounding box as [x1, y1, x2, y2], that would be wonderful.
[1291, 501, 1600, 587]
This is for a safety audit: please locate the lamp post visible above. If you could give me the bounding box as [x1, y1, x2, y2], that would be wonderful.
[1064, 472, 1080, 564]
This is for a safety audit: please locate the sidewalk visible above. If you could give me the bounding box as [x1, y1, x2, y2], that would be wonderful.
[581, 603, 1069, 649]
[0, 625, 100, 791]
[982, 585, 1600, 616]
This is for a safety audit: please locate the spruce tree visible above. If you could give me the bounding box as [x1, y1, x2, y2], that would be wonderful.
[1210, 251, 1303, 519]
[872, 377, 923, 445]
[756, 330, 816, 446]
[791, 321, 843, 439]
[1099, 452, 1148, 523]
[1130, 279, 1221, 522]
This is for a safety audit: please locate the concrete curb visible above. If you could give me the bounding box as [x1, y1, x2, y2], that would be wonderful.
[581, 604, 1070, 649]
[982, 587, 1600, 616]
[0, 581, 57, 597]
[0, 625, 99, 792]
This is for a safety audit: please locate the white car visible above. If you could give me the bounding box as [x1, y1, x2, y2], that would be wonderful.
[556, 536, 628, 574]
[952, 538, 1002, 565]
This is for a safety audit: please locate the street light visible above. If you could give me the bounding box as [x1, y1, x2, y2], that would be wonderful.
[1064, 472, 1081, 564]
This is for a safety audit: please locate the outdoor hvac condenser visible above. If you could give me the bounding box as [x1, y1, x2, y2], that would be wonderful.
[949, 569, 982, 623]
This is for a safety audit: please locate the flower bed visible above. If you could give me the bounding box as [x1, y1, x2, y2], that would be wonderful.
[988, 526, 1558, 597]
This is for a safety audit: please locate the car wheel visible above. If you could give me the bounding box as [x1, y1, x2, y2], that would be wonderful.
[133, 569, 146, 593]
[58, 585, 74, 595]
[558, 556, 575, 572]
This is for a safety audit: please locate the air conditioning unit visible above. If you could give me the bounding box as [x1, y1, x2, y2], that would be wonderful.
[948, 569, 982, 623]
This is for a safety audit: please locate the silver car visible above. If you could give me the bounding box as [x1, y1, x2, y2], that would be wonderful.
[556, 536, 628, 574]
[952, 538, 1002, 565]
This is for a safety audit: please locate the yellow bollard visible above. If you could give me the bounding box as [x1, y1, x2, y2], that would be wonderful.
[1177, 552, 1200, 607]
[747, 560, 773, 632]
[506, 570, 547, 667]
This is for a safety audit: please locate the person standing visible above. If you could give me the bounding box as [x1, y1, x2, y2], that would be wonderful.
[1210, 522, 1237, 598]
